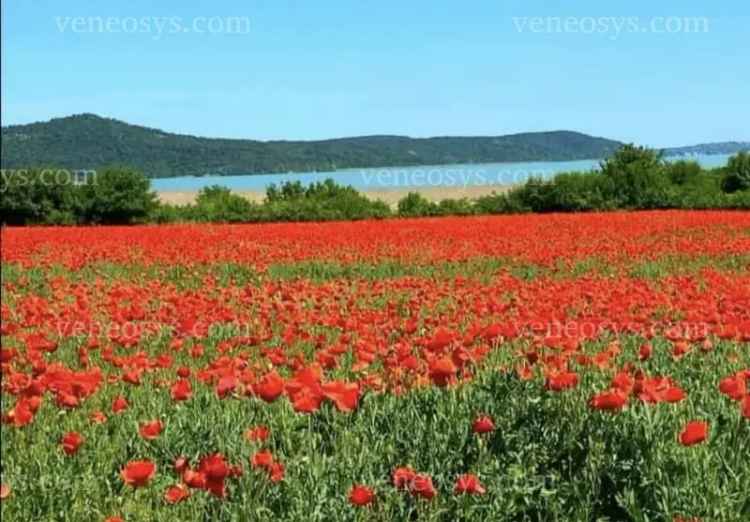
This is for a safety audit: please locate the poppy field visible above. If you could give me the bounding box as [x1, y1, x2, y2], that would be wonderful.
[1, 211, 749, 521]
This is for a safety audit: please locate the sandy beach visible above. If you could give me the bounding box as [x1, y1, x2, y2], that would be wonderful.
[157, 184, 512, 207]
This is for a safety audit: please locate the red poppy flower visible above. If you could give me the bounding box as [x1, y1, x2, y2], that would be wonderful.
[679, 420, 709, 446]
[61, 431, 84, 455]
[291, 388, 323, 414]
[251, 451, 275, 470]
[182, 469, 207, 489]
[170, 379, 192, 401]
[349, 484, 375, 506]
[546, 371, 579, 392]
[198, 453, 231, 498]
[244, 425, 270, 442]
[174, 456, 189, 474]
[0, 484, 10, 501]
[663, 386, 686, 403]
[215, 375, 237, 399]
[321, 380, 361, 412]
[268, 462, 285, 482]
[411, 473, 437, 500]
[429, 357, 457, 386]
[639, 343, 652, 361]
[111, 396, 129, 414]
[253, 371, 284, 402]
[121, 460, 156, 488]
[139, 420, 163, 440]
[472, 415, 495, 434]
[105, 517, 124, 522]
[392, 466, 416, 490]
[590, 390, 628, 412]
[454, 473, 486, 495]
[164, 483, 190, 504]
[90, 410, 107, 424]
[742, 395, 750, 419]
[719, 375, 747, 401]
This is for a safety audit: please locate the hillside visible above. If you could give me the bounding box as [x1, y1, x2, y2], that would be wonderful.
[1, 114, 623, 178]
[663, 141, 750, 157]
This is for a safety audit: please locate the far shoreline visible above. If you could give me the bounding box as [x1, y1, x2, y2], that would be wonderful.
[157, 184, 512, 207]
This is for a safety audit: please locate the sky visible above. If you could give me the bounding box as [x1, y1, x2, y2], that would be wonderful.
[2, 0, 748, 148]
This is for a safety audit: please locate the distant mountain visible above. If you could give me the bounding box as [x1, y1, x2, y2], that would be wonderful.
[1, 114, 624, 178]
[663, 141, 750, 157]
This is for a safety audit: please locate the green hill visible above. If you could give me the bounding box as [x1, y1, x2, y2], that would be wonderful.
[1, 114, 624, 178]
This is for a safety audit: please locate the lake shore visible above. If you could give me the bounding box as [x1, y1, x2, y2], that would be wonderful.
[157, 184, 512, 207]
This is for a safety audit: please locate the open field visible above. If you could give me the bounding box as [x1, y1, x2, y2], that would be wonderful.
[1, 211, 750, 521]
[157, 184, 512, 207]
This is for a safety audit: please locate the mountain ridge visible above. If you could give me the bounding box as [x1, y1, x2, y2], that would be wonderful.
[2, 114, 744, 178]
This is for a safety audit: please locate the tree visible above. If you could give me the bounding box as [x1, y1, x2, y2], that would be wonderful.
[0, 168, 79, 225]
[193, 185, 254, 222]
[78, 166, 157, 224]
[599, 144, 672, 208]
[722, 151, 750, 193]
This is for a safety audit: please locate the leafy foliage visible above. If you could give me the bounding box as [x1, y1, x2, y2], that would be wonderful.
[722, 151, 750, 193]
[4, 149, 750, 226]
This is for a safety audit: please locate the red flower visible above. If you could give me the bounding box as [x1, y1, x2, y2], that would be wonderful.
[321, 380, 361, 412]
[90, 410, 107, 424]
[253, 371, 284, 402]
[268, 462, 285, 482]
[742, 395, 750, 419]
[139, 420, 163, 440]
[719, 375, 747, 401]
[170, 379, 192, 401]
[662, 386, 686, 403]
[251, 450, 275, 470]
[291, 388, 323, 414]
[454, 473, 486, 495]
[60, 431, 84, 455]
[411, 473, 437, 500]
[0, 483, 10, 501]
[164, 483, 190, 504]
[679, 420, 709, 446]
[244, 425, 270, 442]
[546, 371, 579, 392]
[198, 453, 231, 498]
[590, 390, 628, 412]
[174, 456, 189, 474]
[429, 357, 457, 386]
[182, 469, 206, 489]
[121, 460, 156, 488]
[392, 466, 416, 490]
[215, 375, 237, 399]
[472, 415, 495, 434]
[111, 396, 129, 414]
[639, 343, 652, 361]
[349, 484, 375, 506]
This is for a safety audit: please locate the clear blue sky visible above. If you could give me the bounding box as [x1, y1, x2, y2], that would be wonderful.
[2, 0, 748, 147]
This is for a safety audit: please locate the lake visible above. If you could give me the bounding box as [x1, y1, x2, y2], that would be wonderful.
[151, 153, 733, 192]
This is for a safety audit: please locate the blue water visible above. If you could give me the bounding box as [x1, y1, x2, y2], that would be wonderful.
[151, 153, 733, 192]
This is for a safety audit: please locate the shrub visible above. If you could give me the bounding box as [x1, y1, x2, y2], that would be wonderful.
[722, 151, 750, 193]
[191, 185, 256, 222]
[398, 192, 439, 217]
[0, 168, 80, 225]
[600, 145, 673, 208]
[78, 167, 157, 224]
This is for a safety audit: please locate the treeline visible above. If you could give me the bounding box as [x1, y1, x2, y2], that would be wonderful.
[2, 114, 623, 178]
[1, 146, 749, 225]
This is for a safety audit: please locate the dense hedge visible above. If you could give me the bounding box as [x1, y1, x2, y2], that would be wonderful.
[2, 147, 749, 225]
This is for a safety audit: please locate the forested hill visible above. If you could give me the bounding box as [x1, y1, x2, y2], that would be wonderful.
[0, 113, 625, 178]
